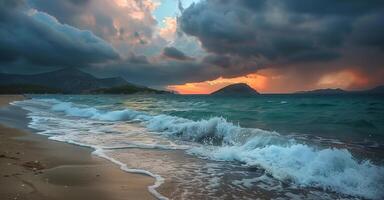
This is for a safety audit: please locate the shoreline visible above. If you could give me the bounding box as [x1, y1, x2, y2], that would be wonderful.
[2, 95, 381, 199]
[0, 95, 156, 200]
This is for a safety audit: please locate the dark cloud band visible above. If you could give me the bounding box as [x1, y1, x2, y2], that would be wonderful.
[162, 47, 193, 60]
[0, 0, 118, 70]
[179, 0, 384, 63]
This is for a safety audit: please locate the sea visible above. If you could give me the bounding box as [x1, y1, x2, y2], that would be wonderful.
[11, 94, 384, 200]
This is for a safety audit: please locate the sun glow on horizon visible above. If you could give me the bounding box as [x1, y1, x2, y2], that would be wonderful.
[167, 68, 373, 94]
[168, 73, 267, 94]
[317, 70, 369, 90]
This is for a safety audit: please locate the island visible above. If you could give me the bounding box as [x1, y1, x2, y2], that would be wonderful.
[210, 83, 260, 96]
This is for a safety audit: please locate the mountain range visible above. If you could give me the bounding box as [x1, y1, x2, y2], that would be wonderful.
[296, 86, 384, 95]
[210, 83, 384, 96]
[0, 68, 166, 94]
[0, 69, 383, 95]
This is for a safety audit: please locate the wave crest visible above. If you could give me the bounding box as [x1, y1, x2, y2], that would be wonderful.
[188, 142, 384, 199]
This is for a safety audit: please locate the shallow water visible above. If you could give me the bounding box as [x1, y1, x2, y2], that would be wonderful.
[12, 94, 384, 199]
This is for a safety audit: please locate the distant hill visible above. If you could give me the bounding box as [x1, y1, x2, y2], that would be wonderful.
[211, 83, 259, 96]
[91, 84, 170, 94]
[296, 85, 384, 95]
[0, 68, 129, 93]
[365, 85, 384, 94]
[0, 68, 164, 94]
[296, 88, 347, 95]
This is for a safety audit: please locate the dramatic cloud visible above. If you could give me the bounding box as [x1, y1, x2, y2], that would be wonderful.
[1, 0, 383, 92]
[162, 47, 192, 60]
[351, 12, 384, 50]
[0, 0, 118, 71]
[88, 58, 211, 86]
[173, 0, 384, 92]
[179, 0, 384, 63]
[28, 0, 160, 56]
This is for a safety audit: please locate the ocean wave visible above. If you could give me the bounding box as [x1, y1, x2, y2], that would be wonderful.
[43, 99, 282, 146]
[50, 101, 150, 121]
[188, 142, 384, 199]
[14, 98, 384, 199]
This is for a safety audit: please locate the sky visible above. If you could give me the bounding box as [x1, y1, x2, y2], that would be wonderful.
[0, 0, 383, 94]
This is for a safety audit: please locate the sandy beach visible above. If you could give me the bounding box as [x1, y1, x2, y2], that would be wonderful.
[0, 95, 155, 200]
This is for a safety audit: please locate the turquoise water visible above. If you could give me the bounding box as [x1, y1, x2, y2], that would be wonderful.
[47, 94, 384, 145]
[13, 94, 384, 199]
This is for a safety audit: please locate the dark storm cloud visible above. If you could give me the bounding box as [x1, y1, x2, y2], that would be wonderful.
[127, 53, 149, 64]
[351, 12, 384, 51]
[0, 0, 118, 70]
[1, 0, 383, 90]
[162, 47, 192, 60]
[87, 58, 216, 86]
[202, 54, 232, 68]
[167, 0, 384, 90]
[87, 51, 265, 87]
[201, 54, 261, 72]
[179, 0, 384, 63]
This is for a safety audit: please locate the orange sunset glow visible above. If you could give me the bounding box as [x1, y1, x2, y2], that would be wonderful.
[168, 69, 371, 94]
[317, 70, 369, 90]
[168, 73, 268, 94]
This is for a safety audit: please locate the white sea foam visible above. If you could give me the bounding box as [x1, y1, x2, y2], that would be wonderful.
[188, 142, 384, 199]
[58, 141, 169, 200]
[93, 148, 168, 200]
[13, 98, 384, 199]
[40, 99, 271, 145]
[50, 101, 149, 121]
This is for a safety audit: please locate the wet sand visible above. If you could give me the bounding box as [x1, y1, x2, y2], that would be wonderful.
[0, 95, 156, 200]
